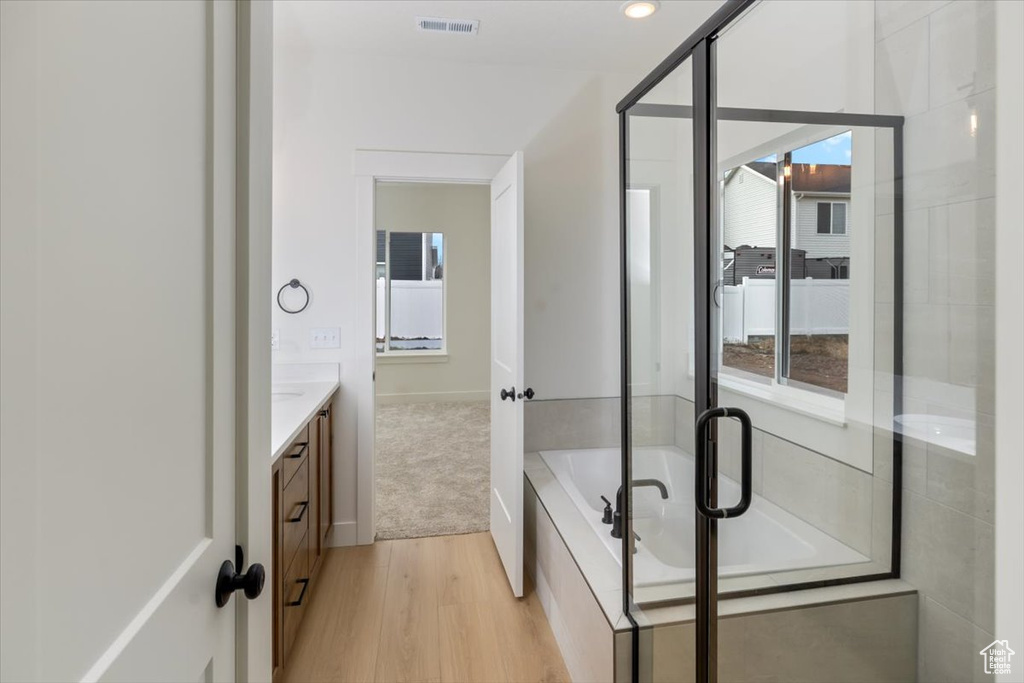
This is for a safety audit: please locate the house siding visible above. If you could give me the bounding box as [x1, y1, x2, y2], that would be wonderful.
[723, 166, 777, 249]
[793, 194, 851, 258]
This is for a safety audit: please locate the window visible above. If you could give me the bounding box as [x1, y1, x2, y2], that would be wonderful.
[720, 154, 778, 381]
[720, 131, 852, 396]
[376, 230, 445, 353]
[816, 201, 847, 234]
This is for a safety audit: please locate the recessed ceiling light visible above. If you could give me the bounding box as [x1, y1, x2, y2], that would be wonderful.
[621, 1, 660, 19]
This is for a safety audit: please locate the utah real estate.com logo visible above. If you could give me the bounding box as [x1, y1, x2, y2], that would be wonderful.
[979, 640, 1015, 676]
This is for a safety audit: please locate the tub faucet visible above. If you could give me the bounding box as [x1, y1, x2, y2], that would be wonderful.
[610, 479, 669, 539]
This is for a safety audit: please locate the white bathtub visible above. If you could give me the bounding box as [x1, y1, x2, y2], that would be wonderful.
[539, 446, 868, 587]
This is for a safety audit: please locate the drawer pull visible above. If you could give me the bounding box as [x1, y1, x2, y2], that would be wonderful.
[287, 501, 309, 523]
[286, 578, 310, 607]
[285, 443, 308, 459]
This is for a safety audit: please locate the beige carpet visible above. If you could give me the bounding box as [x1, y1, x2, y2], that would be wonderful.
[375, 401, 490, 540]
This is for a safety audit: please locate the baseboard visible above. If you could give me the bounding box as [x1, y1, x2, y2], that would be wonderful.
[328, 521, 358, 547]
[375, 390, 489, 405]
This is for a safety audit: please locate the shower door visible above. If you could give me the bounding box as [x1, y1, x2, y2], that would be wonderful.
[619, 1, 903, 682]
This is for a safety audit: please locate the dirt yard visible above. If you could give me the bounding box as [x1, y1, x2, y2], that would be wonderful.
[722, 334, 848, 394]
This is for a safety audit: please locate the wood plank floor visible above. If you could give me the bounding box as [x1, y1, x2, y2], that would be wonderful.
[285, 533, 571, 683]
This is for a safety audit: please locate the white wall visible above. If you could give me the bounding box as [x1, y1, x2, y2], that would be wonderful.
[374, 181, 490, 402]
[874, 1, 1001, 678]
[994, 0, 1024, 658]
[273, 45, 637, 533]
[0, 4, 39, 679]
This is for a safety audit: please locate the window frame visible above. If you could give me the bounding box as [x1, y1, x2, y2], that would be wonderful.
[816, 200, 849, 235]
[717, 128, 855, 408]
[376, 227, 448, 358]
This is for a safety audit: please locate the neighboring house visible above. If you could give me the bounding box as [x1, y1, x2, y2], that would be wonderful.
[722, 161, 777, 251]
[721, 160, 851, 278]
[791, 162, 851, 260]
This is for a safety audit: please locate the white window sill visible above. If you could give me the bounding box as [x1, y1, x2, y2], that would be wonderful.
[376, 352, 449, 365]
[716, 371, 847, 427]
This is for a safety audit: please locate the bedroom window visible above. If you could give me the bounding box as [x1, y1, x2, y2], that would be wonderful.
[376, 230, 445, 354]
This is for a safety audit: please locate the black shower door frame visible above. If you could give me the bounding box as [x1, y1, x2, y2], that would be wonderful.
[616, 2, 905, 682]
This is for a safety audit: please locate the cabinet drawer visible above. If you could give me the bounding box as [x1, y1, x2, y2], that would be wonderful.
[280, 439, 308, 488]
[282, 458, 309, 567]
[281, 531, 309, 665]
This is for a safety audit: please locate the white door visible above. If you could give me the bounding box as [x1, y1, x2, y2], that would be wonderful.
[0, 2, 247, 681]
[490, 152, 525, 597]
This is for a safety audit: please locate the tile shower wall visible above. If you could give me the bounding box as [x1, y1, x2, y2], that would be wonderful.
[875, 1, 997, 680]
[524, 398, 620, 453]
[648, 594, 918, 683]
[523, 396, 674, 454]
[529, 6, 997, 681]
[680, 396, 886, 564]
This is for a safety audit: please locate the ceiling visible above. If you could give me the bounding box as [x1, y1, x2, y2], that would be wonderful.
[274, 0, 723, 75]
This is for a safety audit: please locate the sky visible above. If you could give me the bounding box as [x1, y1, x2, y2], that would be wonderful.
[432, 232, 444, 264]
[791, 130, 852, 164]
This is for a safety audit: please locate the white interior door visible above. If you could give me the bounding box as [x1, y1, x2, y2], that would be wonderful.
[490, 151, 525, 597]
[0, 2, 244, 680]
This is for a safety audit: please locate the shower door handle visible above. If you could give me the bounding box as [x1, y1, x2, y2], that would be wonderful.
[694, 406, 752, 519]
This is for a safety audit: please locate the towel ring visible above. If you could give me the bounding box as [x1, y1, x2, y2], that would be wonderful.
[277, 279, 310, 314]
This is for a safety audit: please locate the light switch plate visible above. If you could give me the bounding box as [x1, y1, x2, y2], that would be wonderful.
[271, 328, 280, 350]
[309, 327, 340, 349]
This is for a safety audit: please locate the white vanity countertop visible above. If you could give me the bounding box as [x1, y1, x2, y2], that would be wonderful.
[271, 380, 339, 463]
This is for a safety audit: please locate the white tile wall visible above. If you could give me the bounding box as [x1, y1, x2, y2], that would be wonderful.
[928, 1, 996, 110]
[761, 434, 875, 556]
[918, 596, 995, 683]
[875, 17, 931, 117]
[875, 2, 998, 679]
[650, 594, 918, 682]
[524, 477, 617, 683]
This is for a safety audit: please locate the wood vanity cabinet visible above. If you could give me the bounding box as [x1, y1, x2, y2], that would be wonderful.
[272, 396, 334, 683]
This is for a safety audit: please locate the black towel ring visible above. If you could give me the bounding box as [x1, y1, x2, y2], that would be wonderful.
[277, 279, 310, 314]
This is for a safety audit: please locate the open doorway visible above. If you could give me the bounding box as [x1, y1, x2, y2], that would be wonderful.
[373, 180, 492, 540]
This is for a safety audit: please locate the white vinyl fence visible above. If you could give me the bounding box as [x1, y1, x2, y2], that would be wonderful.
[376, 278, 443, 341]
[723, 278, 849, 343]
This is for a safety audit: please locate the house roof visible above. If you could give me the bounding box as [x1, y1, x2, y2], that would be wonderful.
[733, 161, 851, 193]
[791, 163, 851, 193]
[747, 161, 777, 180]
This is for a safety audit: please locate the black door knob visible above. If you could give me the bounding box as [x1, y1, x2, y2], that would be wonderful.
[216, 557, 265, 608]
[500, 386, 516, 401]
[518, 388, 535, 400]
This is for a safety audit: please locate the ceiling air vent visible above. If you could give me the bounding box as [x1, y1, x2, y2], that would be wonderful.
[416, 16, 480, 36]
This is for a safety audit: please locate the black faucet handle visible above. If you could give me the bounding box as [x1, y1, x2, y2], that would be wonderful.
[600, 496, 613, 524]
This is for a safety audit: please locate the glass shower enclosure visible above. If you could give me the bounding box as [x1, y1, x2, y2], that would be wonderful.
[618, 1, 909, 680]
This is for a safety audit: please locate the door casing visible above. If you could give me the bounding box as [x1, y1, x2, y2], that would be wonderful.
[352, 150, 514, 546]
